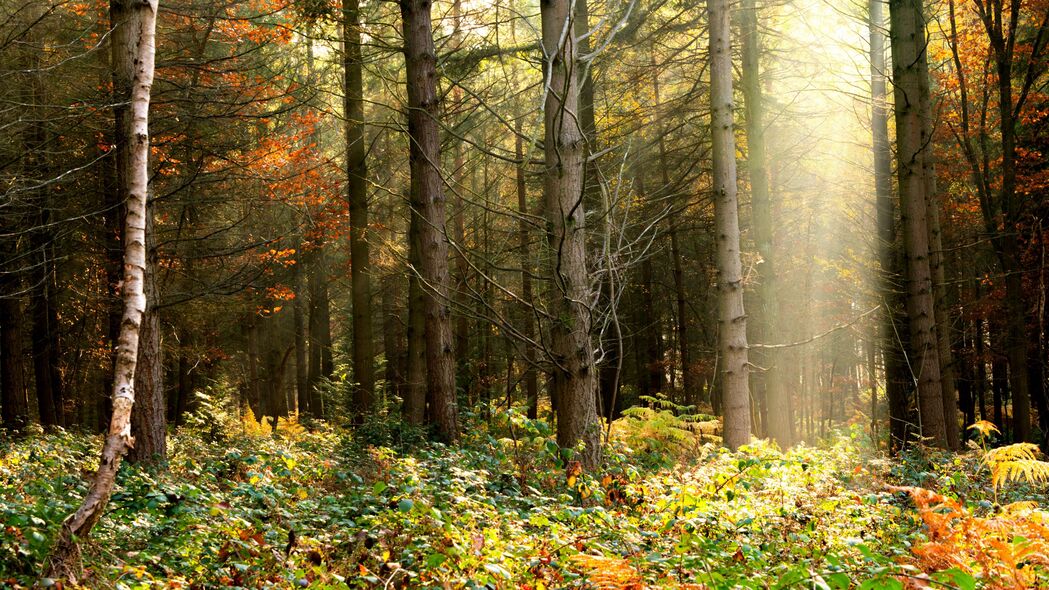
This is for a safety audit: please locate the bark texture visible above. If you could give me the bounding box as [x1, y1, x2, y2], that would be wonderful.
[709, 0, 751, 450]
[128, 207, 166, 464]
[889, 0, 946, 447]
[401, 0, 459, 442]
[345, 0, 374, 421]
[47, 0, 157, 578]
[540, 0, 601, 468]
[870, 0, 910, 452]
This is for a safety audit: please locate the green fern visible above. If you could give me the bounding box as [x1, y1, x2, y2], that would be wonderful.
[615, 395, 718, 459]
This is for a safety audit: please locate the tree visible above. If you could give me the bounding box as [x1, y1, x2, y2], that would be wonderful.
[345, 0, 374, 421]
[540, 0, 601, 468]
[128, 207, 166, 463]
[401, 0, 459, 443]
[967, 0, 1048, 442]
[47, 0, 158, 577]
[870, 0, 910, 452]
[709, 0, 751, 450]
[889, 0, 947, 447]
[741, 0, 790, 447]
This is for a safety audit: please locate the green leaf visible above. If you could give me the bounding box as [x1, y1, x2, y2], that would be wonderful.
[859, 576, 904, 590]
[933, 569, 976, 590]
[372, 481, 387, 495]
[398, 499, 414, 513]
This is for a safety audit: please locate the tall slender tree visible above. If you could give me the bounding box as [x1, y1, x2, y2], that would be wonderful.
[709, 0, 751, 450]
[889, 0, 947, 447]
[741, 0, 790, 447]
[345, 0, 374, 421]
[401, 0, 458, 443]
[540, 0, 601, 468]
[870, 0, 910, 452]
[47, 0, 158, 577]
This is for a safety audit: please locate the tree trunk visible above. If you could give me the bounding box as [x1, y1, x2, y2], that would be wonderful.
[871, 0, 908, 451]
[47, 0, 157, 578]
[128, 206, 165, 464]
[741, 0, 788, 447]
[916, 27, 959, 449]
[515, 121, 539, 420]
[345, 0, 374, 421]
[405, 212, 427, 425]
[709, 0, 751, 450]
[540, 0, 601, 468]
[0, 291, 28, 431]
[246, 316, 262, 420]
[381, 265, 407, 417]
[306, 249, 331, 418]
[401, 0, 459, 442]
[19, 6, 65, 428]
[293, 244, 309, 416]
[889, 0, 946, 447]
[992, 343, 1006, 434]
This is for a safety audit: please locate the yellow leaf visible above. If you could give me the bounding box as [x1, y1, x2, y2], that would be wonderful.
[297, 489, 308, 500]
[567, 476, 577, 487]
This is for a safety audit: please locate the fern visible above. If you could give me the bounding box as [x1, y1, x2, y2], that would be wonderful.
[613, 395, 719, 461]
[968, 420, 1001, 439]
[982, 443, 1049, 490]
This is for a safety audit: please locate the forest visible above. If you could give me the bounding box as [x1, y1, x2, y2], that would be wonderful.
[1, 0, 1049, 587]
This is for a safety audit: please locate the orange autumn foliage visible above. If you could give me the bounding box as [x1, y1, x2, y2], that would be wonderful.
[571, 554, 710, 590]
[890, 486, 1049, 589]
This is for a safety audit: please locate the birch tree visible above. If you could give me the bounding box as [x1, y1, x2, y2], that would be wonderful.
[47, 0, 158, 577]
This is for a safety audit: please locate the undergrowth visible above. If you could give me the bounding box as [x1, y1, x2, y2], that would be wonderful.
[1, 408, 1046, 589]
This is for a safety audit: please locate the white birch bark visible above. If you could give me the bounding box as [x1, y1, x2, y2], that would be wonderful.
[46, 0, 157, 578]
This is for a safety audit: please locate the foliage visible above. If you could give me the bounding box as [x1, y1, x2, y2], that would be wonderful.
[612, 395, 720, 465]
[981, 443, 1049, 491]
[2, 420, 1048, 588]
[890, 486, 1049, 589]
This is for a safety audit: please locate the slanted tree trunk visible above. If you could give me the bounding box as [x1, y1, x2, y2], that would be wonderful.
[345, 0, 374, 421]
[46, 0, 157, 577]
[709, 0, 751, 450]
[889, 0, 946, 447]
[401, 0, 459, 442]
[540, 0, 601, 468]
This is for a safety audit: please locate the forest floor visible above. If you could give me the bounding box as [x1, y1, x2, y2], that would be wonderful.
[2, 402, 1048, 589]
